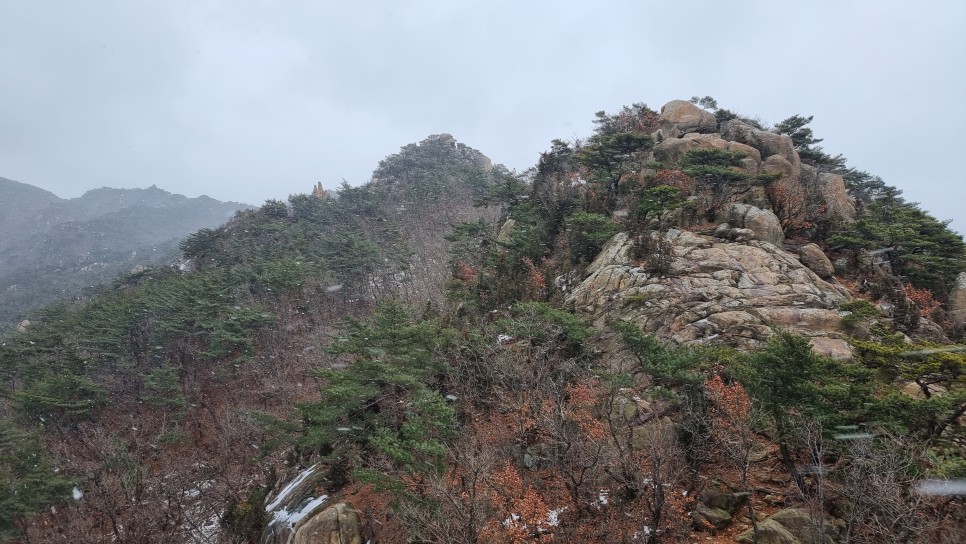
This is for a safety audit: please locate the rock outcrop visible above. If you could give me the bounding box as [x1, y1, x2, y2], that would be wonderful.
[647, 100, 862, 239]
[736, 508, 843, 544]
[721, 120, 800, 171]
[653, 132, 762, 173]
[814, 172, 855, 222]
[947, 272, 966, 328]
[797, 243, 835, 279]
[291, 502, 362, 544]
[261, 464, 365, 544]
[657, 100, 718, 138]
[692, 482, 747, 530]
[717, 203, 784, 246]
[565, 230, 852, 353]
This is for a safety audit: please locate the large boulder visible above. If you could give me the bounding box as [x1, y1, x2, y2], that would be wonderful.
[735, 518, 801, 544]
[761, 154, 801, 200]
[717, 203, 784, 247]
[291, 502, 362, 544]
[798, 243, 835, 279]
[736, 508, 842, 544]
[721, 120, 800, 171]
[658, 100, 717, 138]
[759, 154, 808, 230]
[262, 464, 330, 544]
[693, 481, 746, 530]
[565, 230, 851, 351]
[693, 502, 732, 529]
[654, 133, 762, 173]
[814, 172, 856, 223]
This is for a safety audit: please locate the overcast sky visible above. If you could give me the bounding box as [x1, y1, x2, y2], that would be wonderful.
[2, 1, 964, 231]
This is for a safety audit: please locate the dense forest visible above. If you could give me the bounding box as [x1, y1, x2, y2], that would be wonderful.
[1, 100, 964, 543]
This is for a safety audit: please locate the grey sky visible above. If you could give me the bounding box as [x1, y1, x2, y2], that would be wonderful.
[2, 1, 964, 231]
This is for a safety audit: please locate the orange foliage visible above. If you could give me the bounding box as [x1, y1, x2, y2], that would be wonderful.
[483, 464, 556, 543]
[611, 109, 661, 134]
[455, 261, 478, 284]
[904, 284, 942, 317]
[564, 383, 607, 441]
[522, 257, 546, 299]
[705, 374, 751, 423]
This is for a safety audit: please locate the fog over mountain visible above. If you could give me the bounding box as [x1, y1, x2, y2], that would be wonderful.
[0, 176, 252, 328]
[1, 1, 964, 232]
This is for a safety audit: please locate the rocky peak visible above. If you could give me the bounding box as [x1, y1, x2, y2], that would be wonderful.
[653, 99, 854, 231]
[657, 99, 718, 138]
[311, 181, 329, 199]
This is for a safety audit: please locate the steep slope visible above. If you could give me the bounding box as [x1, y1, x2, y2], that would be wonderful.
[0, 135, 503, 543]
[0, 180, 252, 328]
[1, 104, 964, 544]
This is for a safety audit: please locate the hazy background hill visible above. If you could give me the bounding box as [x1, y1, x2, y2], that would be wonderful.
[0, 177, 252, 328]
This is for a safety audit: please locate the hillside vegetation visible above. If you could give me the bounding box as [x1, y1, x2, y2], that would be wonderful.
[0, 105, 964, 543]
[0, 180, 252, 329]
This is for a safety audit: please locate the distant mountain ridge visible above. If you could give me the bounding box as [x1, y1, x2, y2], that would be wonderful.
[0, 177, 253, 328]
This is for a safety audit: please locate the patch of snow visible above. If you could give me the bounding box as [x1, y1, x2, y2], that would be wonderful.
[596, 490, 609, 506]
[265, 464, 319, 512]
[188, 513, 221, 543]
[547, 507, 566, 527]
[502, 513, 521, 527]
[270, 494, 329, 528]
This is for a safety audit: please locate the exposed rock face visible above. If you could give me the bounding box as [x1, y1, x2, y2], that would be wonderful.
[658, 100, 718, 138]
[497, 218, 517, 244]
[291, 502, 362, 544]
[736, 508, 843, 543]
[797, 243, 835, 279]
[717, 203, 784, 247]
[736, 519, 800, 543]
[650, 102, 857, 241]
[721, 120, 800, 170]
[654, 133, 762, 173]
[693, 502, 732, 529]
[809, 335, 854, 360]
[814, 172, 856, 222]
[565, 230, 851, 351]
[311, 182, 329, 199]
[951, 272, 966, 328]
[262, 464, 330, 544]
[760, 154, 801, 211]
[693, 482, 745, 530]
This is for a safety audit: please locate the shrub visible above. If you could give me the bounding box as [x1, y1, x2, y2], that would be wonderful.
[635, 185, 684, 221]
[565, 212, 618, 264]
